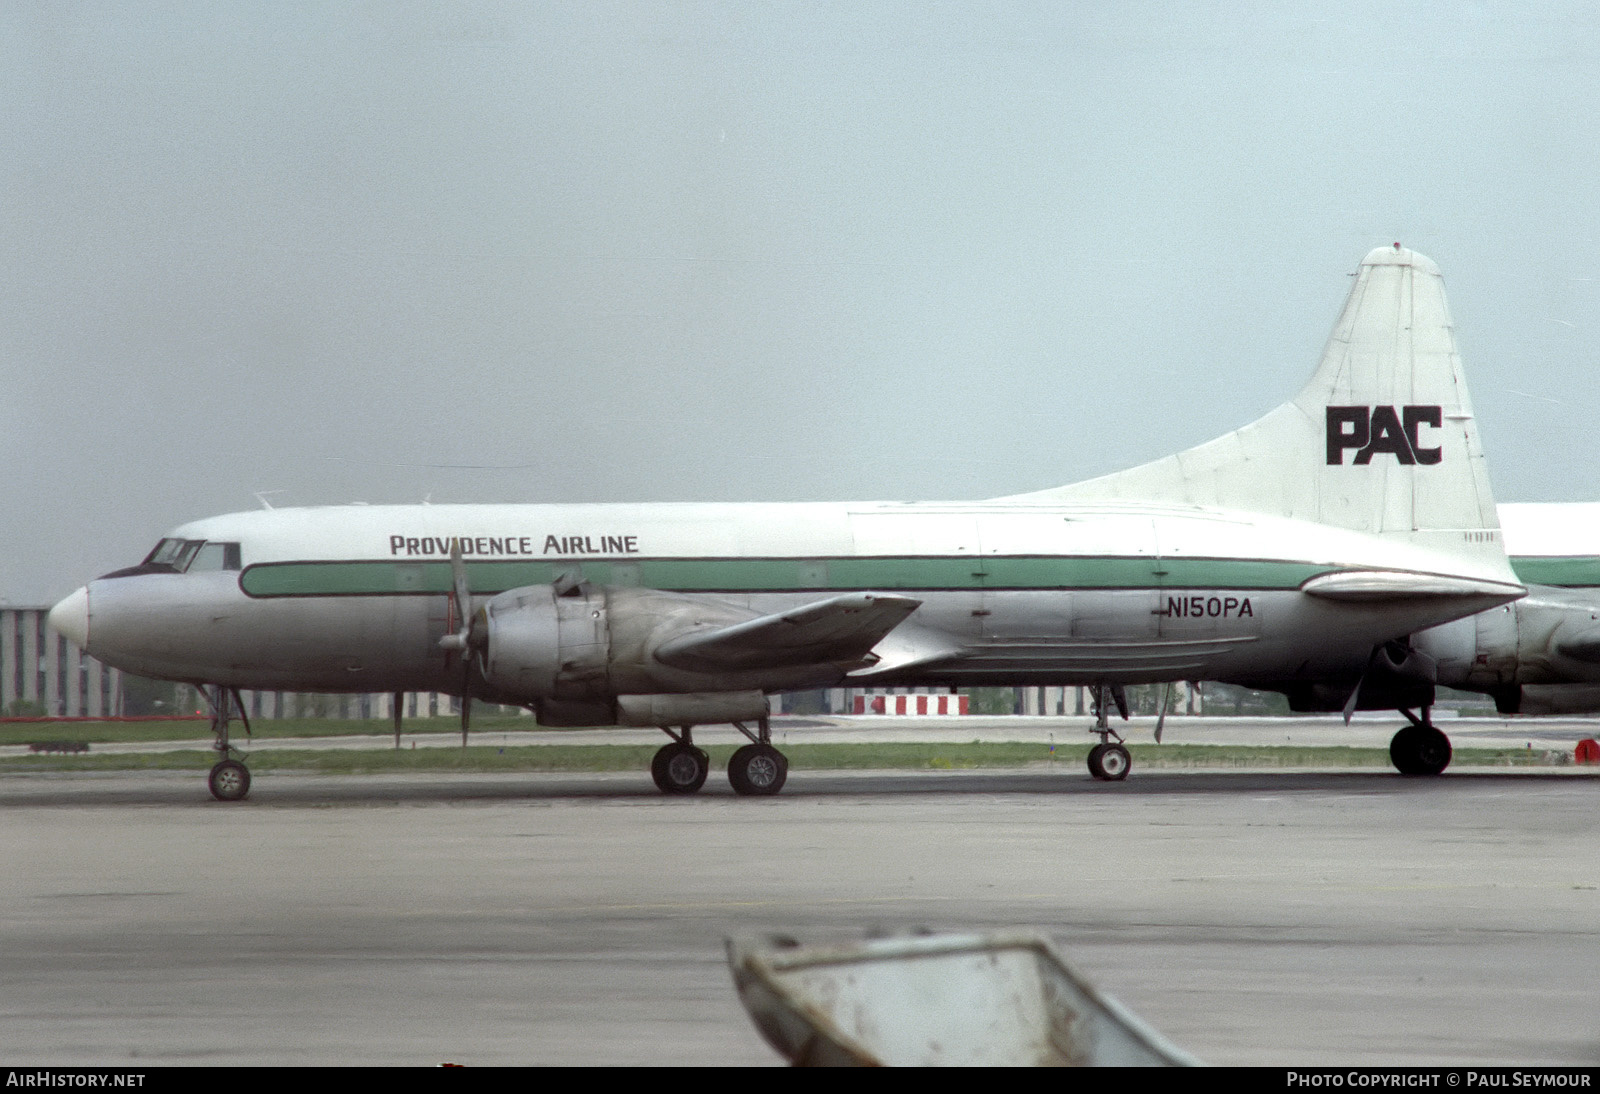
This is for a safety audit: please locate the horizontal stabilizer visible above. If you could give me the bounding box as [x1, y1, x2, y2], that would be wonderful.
[653, 593, 923, 673]
[1300, 570, 1523, 603]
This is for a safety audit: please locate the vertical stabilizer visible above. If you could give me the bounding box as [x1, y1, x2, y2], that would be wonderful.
[1004, 246, 1509, 576]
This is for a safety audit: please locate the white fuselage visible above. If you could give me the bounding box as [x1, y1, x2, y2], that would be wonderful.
[60, 499, 1522, 704]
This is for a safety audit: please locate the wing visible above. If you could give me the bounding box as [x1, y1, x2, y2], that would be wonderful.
[652, 592, 923, 673]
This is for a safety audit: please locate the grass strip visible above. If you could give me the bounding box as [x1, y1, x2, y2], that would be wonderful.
[0, 742, 1566, 775]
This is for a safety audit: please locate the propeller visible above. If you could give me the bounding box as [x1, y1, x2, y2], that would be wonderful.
[437, 540, 486, 746]
[1341, 673, 1363, 725]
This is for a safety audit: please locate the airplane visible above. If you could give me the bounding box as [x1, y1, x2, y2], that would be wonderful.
[47, 245, 1526, 800]
[1398, 501, 1600, 718]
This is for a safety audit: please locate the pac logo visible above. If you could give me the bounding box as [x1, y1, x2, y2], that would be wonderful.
[1325, 405, 1443, 466]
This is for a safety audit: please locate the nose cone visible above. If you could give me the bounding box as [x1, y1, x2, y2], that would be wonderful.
[48, 586, 90, 650]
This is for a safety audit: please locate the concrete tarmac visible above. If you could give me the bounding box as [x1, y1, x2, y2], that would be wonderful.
[1, 746, 1598, 1065]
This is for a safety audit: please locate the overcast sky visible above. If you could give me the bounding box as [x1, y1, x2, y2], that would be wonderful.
[4, 2, 1599, 604]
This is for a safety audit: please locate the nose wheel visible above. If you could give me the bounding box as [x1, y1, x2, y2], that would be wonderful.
[204, 685, 252, 801]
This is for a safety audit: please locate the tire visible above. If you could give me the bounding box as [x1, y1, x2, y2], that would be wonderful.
[1086, 743, 1107, 779]
[208, 760, 251, 802]
[651, 742, 709, 794]
[728, 744, 788, 797]
[1391, 725, 1451, 776]
[1097, 743, 1131, 781]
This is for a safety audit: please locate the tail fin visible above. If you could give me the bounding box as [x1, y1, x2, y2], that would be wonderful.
[1003, 245, 1510, 576]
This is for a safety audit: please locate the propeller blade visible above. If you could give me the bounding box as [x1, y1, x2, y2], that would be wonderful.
[1109, 683, 1130, 721]
[449, 539, 472, 632]
[1342, 673, 1364, 725]
[460, 635, 474, 748]
[1155, 682, 1171, 744]
[449, 540, 478, 747]
[437, 540, 476, 653]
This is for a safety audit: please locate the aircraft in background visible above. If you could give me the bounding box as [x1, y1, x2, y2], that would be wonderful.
[1397, 502, 1600, 719]
[48, 245, 1524, 799]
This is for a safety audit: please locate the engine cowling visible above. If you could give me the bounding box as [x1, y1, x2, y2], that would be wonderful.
[1281, 639, 1437, 712]
[479, 582, 614, 702]
[473, 582, 845, 721]
[1493, 684, 1600, 715]
[1413, 588, 1600, 699]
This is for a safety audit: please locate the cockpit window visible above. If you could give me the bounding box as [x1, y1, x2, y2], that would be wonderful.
[145, 539, 203, 571]
[102, 538, 241, 580]
[137, 539, 240, 573]
[187, 542, 241, 572]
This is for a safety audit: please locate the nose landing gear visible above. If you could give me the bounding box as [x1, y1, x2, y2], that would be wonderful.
[203, 685, 252, 801]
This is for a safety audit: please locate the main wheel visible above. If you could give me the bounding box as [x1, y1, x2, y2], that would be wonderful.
[651, 742, 709, 795]
[1088, 742, 1131, 781]
[1390, 725, 1452, 776]
[728, 744, 788, 797]
[1086, 743, 1107, 778]
[208, 759, 251, 801]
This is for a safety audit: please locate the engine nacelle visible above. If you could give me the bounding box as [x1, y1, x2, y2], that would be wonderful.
[530, 691, 771, 727]
[1282, 640, 1436, 712]
[481, 582, 754, 702]
[1413, 587, 1600, 695]
[479, 582, 610, 702]
[1483, 684, 1600, 716]
[475, 582, 844, 714]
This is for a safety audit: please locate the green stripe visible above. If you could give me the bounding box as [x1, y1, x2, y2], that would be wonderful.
[239, 556, 1340, 598]
[1510, 556, 1600, 588]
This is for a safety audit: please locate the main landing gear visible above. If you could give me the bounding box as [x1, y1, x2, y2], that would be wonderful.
[203, 685, 252, 801]
[651, 729, 710, 794]
[1389, 708, 1452, 776]
[209, 758, 250, 801]
[649, 717, 789, 797]
[1086, 683, 1132, 782]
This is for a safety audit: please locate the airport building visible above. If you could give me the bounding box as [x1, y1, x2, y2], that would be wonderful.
[3, 607, 123, 717]
[6, 606, 1191, 722]
[0, 606, 460, 721]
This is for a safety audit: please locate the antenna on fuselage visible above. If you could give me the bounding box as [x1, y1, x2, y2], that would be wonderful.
[252, 490, 285, 510]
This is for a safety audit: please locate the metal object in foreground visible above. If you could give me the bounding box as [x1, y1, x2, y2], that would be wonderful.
[726, 931, 1201, 1066]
